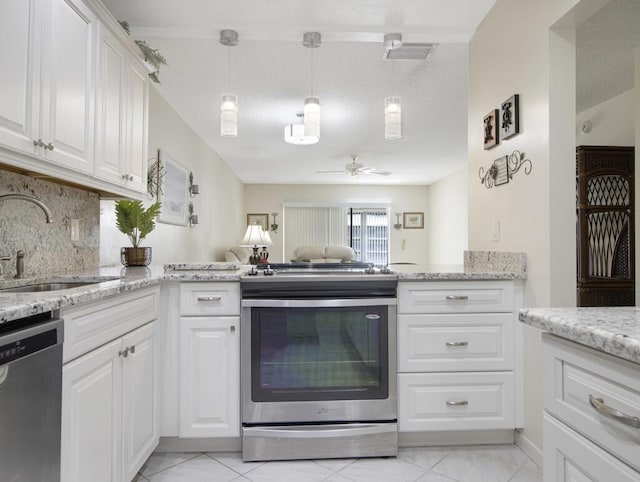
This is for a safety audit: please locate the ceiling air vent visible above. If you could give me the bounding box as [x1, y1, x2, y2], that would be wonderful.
[383, 42, 437, 61]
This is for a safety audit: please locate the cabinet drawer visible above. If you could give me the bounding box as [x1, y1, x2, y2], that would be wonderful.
[179, 282, 240, 316]
[398, 281, 514, 314]
[543, 413, 639, 482]
[398, 313, 514, 372]
[63, 286, 159, 362]
[543, 334, 640, 472]
[398, 371, 514, 432]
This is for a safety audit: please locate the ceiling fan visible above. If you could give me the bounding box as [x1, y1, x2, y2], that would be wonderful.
[316, 156, 392, 177]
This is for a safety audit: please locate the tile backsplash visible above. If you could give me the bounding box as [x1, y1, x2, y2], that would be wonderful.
[0, 169, 100, 278]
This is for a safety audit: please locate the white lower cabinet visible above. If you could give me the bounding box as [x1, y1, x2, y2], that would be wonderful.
[542, 334, 640, 481]
[61, 287, 159, 482]
[177, 282, 240, 439]
[179, 316, 239, 437]
[397, 280, 522, 433]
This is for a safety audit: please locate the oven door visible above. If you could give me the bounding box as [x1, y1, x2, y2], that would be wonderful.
[241, 298, 397, 424]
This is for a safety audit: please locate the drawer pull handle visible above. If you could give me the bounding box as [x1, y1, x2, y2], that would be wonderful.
[445, 295, 469, 301]
[197, 296, 222, 302]
[119, 347, 129, 358]
[589, 394, 640, 428]
[446, 341, 468, 347]
[230, 325, 236, 332]
[446, 400, 469, 407]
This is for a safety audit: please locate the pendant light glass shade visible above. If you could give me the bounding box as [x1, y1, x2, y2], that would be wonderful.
[284, 123, 318, 145]
[220, 94, 238, 137]
[385, 96, 402, 140]
[304, 97, 320, 139]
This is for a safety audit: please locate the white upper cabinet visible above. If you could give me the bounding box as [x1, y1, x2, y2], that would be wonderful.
[94, 24, 148, 194]
[0, 0, 149, 198]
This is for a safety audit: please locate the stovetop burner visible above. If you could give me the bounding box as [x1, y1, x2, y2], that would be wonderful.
[242, 262, 396, 280]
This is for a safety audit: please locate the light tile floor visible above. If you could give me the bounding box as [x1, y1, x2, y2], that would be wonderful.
[132, 445, 541, 482]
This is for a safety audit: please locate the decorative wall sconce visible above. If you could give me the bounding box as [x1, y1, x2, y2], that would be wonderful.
[188, 202, 198, 227]
[270, 212, 279, 233]
[479, 150, 532, 189]
[189, 171, 199, 197]
[393, 213, 403, 229]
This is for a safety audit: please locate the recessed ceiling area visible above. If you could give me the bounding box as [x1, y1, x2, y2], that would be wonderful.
[576, 0, 640, 113]
[101, 0, 497, 185]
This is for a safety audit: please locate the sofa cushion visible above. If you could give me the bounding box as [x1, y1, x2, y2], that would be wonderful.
[293, 246, 325, 262]
[325, 246, 356, 262]
[227, 246, 252, 264]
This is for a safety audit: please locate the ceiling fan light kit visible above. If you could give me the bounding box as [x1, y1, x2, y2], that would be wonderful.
[220, 29, 239, 137]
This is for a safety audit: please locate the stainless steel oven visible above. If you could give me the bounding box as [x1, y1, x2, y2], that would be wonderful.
[241, 266, 398, 462]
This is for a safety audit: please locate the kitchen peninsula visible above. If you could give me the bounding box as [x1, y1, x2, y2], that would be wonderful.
[519, 308, 640, 481]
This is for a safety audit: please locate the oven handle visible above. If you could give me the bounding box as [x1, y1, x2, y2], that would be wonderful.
[241, 298, 397, 308]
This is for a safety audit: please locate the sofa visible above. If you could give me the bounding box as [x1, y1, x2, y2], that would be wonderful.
[224, 246, 253, 264]
[292, 246, 356, 263]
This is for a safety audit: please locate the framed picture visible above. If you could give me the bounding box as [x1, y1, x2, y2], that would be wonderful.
[500, 94, 520, 140]
[157, 150, 189, 226]
[247, 213, 268, 230]
[403, 212, 424, 229]
[483, 109, 499, 149]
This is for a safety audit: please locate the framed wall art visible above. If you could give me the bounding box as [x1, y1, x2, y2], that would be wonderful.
[247, 213, 269, 230]
[483, 109, 499, 149]
[157, 150, 189, 226]
[403, 212, 424, 229]
[500, 94, 520, 140]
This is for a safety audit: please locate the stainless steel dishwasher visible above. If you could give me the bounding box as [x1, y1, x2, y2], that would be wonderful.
[0, 311, 63, 482]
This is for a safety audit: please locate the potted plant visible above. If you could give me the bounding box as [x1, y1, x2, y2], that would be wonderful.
[115, 200, 161, 266]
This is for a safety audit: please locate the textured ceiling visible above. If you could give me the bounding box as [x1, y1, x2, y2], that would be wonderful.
[576, 0, 640, 113]
[101, 0, 496, 185]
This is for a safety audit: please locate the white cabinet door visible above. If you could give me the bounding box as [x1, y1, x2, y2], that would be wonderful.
[61, 338, 122, 482]
[39, 0, 97, 173]
[94, 24, 127, 186]
[124, 59, 149, 193]
[122, 322, 158, 482]
[0, 0, 39, 156]
[543, 413, 640, 482]
[179, 316, 240, 438]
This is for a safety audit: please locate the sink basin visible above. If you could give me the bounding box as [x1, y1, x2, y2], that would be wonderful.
[0, 281, 101, 293]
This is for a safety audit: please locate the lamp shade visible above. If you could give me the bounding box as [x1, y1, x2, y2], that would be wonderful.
[220, 94, 238, 137]
[384, 96, 401, 140]
[304, 97, 320, 139]
[241, 224, 272, 246]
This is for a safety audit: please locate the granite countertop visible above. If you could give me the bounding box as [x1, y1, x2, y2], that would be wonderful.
[519, 307, 640, 364]
[0, 263, 248, 324]
[393, 264, 527, 280]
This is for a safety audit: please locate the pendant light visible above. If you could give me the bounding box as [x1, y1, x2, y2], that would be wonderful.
[302, 32, 321, 140]
[384, 33, 402, 140]
[219, 29, 238, 137]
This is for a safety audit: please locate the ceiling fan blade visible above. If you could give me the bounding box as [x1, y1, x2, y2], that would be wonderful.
[315, 170, 347, 174]
[371, 171, 392, 176]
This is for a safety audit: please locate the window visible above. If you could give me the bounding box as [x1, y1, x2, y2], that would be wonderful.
[284, 206, 389, 265]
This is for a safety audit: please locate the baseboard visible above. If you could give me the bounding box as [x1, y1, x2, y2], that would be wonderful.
[515, 430, 543, 468]
[399, 429, 515, 447]
[155, 436, 241, 453]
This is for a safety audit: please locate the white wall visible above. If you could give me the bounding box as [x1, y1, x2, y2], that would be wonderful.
[576, 89, 635, 146]
[427, 166, 468, 265]
[100, 87, 245, 266]
[243, 184, 429, 264]
[468, 0, 601, 462]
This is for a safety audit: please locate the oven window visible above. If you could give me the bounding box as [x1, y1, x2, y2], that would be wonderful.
[251, 306, 389, 402]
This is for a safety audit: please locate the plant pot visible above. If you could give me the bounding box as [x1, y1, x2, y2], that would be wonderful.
[120, 247, 152, 267]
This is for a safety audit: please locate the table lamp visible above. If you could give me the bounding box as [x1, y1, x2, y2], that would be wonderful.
[241, 224, 272, 265]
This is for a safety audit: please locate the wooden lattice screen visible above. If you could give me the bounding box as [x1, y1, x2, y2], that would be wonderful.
[576, 146, 635, 306]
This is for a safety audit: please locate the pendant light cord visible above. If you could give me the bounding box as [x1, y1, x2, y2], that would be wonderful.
[310, 47, 314, 97]
[227, 46, 231, 92]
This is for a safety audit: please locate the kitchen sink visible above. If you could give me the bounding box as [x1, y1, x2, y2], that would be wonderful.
[0, 281, 102, 293]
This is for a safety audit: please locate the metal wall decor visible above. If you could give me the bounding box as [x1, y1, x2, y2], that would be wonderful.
[479, 150, 532, 189]
[147, 150, 165, 200]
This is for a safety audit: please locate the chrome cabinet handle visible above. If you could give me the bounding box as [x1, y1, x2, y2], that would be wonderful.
[44, 142, 54, 150]
[446, 400, 469, 406]
[230, 325, 236, 332]
[119, 347, 129, 358]
[128, 345, 136, 354]
[121, 174, 134, 181]
[197, 296, 222, 302]
[445, 295, 469, 300]
[446, 341, 468, 347]
[33, 139, 42, 147]
[589, 394, 640, 428]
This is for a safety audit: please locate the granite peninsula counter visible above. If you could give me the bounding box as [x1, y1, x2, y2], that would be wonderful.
[519, 307, 640, 364]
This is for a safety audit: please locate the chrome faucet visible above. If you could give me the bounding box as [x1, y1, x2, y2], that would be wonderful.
[0, 194, 53, 223]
